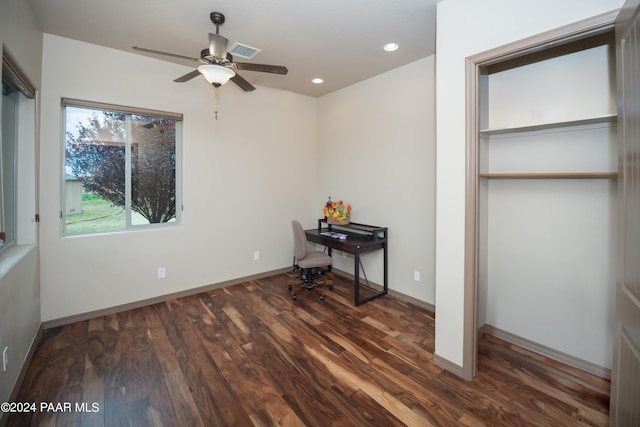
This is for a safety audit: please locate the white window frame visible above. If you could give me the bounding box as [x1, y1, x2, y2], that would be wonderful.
[1, 79, 18, 252]
[1, 48, 36, 254]
[62, 99, 183, 235]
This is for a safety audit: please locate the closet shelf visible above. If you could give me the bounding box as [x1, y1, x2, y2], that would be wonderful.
[480, 114, 617, 136]
[479, 172, 618, 179]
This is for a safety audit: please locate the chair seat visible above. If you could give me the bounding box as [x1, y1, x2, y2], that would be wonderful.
[289, 219, 333, 301]
[297, 251, 332, 269]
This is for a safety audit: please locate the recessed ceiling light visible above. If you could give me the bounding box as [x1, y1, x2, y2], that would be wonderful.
[312, 78, 324, 84]
[384, 43, 399, 52]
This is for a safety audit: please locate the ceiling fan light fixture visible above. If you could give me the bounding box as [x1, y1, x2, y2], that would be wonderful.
[136, 12, 285, 93]
[198, 64, 236, 85]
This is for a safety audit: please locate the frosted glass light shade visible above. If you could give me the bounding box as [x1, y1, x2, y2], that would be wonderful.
[198, 64, 236, 85]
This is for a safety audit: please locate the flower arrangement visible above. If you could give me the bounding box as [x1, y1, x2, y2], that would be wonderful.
[323, 197, 352, 224]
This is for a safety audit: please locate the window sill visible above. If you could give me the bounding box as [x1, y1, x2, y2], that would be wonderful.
[0, 244, 37, 281]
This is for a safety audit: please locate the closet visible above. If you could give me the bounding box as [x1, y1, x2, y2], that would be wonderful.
[476, 30, 617, 375]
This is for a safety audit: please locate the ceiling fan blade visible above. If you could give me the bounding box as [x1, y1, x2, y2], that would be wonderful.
[209, 33, 229, 60]
[173, 69, 202, 83]
[230, 73, 256, 92]
[132, 46, 200, 62]
[234, 62, 288, 75]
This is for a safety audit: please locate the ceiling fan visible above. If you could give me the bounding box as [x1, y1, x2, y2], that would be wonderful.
[133, 11, 288, 92]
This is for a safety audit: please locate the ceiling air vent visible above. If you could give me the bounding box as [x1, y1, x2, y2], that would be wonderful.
[228, 42, 261, 59]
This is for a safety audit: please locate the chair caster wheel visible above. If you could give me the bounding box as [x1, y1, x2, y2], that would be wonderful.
[320, 295, 325, 300]
[328, 285, 333, 290]
[292, 295, 297, 300]
[288, 285, 292, 290]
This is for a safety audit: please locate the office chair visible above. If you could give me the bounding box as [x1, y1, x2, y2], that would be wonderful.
[288, 219, 333, 300]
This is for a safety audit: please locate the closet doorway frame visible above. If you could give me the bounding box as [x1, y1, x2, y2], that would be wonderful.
[462, 11, 618, 380]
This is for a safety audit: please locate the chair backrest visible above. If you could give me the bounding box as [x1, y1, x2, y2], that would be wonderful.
[292, 220, 308, 261]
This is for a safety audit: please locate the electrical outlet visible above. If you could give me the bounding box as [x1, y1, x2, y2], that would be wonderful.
[253, 251, 260, 261]
[157, 267, 166, 279]
[414, 271, 421, 281]
[2, 346, 8, 372]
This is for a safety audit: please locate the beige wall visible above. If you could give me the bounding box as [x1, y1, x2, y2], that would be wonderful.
[435, 0, 624, 370]
[39, 35, 438, 323]
[0, 0, 42, 412]
[13, 0, 622, 396]
[317, 57, 436, 303]
[39, 34, 318, 321]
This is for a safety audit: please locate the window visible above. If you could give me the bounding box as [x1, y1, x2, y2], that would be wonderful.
[63, 99, 182, 234]
[1, 48, 37, 252]
[0, 78, 18, 250]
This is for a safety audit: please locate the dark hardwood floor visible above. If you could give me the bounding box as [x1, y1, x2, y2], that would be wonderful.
[7, 273, 610, 426]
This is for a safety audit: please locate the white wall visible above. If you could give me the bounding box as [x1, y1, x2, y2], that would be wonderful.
[485, 44, 616, 130]
[0, 0, 41, 413]
[39, 34, 318, 321]
[435, 0, 624, 369]
[317, 57, 436, 303]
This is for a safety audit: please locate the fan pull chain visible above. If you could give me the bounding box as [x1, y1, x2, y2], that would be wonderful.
[212, 86, 219, 120]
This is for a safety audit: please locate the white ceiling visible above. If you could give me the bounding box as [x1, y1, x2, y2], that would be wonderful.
[25, 0, 439, 97]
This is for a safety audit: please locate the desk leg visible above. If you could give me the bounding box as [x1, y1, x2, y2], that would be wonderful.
[354, 247, 360, 305]
[384, 243, 388, 294]
[353, 245, 388, 306]
[327, 247, 332, 272]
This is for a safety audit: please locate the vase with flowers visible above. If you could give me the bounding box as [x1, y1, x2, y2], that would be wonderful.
[323, 197, 352, 225]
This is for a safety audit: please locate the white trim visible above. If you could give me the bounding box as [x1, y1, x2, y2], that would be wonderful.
[61, 98, 182, 121]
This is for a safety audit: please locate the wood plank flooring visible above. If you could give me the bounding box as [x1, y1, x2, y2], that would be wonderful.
[7, 273, 610, 426]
